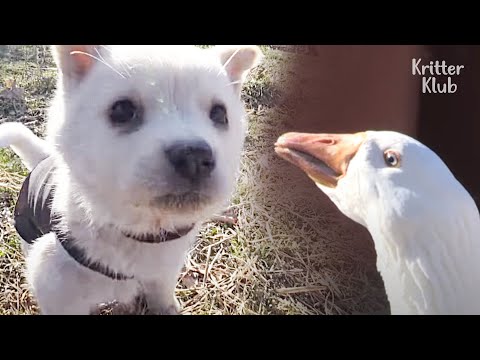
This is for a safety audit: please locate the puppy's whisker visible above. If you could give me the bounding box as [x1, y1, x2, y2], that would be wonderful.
[70, 51, 126, 79]
[116, 60, 131, 78]
[96, 48, 131, 79]
[97, 45, 132, 78]
[99, 45, 113, 54]
[217, 47, 241, 76]
[226, 80, 241, 87]
[128, 63, 143, 73]
[116, 58, 132, 78]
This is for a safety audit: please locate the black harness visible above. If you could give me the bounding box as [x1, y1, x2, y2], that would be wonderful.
[13, 156, 194, 281]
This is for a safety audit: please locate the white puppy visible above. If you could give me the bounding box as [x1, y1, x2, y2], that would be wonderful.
[0, 45, 262, 315]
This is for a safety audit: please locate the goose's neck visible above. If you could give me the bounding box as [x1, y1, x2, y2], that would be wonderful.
[369, 219, 480, 315]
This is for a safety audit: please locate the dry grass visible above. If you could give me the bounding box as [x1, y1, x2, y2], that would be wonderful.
[0, 45, 389, 315]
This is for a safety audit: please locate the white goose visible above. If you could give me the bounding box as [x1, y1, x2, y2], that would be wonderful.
[275, 130, 480, 315]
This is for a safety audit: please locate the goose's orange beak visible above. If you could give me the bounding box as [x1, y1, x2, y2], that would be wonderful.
[274, 132, 366, 187]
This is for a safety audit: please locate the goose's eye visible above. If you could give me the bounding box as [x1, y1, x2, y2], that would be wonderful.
[384, 150, 401, 167]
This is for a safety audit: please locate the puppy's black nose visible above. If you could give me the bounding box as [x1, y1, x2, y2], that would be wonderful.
[165, 140, 215, 181]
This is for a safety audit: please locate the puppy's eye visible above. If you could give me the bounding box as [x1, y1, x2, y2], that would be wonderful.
[109, 99, 141, 126]
[384, 150, 401, 167]
[210, 104, 228, 126]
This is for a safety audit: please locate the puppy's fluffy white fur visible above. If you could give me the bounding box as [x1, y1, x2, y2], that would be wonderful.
[0, 45, 262, 314]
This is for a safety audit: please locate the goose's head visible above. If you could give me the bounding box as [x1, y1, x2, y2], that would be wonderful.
[275, 130, 476, 230]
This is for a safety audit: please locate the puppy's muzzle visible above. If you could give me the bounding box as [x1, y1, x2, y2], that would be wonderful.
[165, 140, 215, 182]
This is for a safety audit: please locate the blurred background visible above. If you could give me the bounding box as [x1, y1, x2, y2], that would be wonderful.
[285, 45, 479, 206]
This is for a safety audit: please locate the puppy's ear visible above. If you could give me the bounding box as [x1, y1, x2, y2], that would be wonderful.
[213, 45, 263, 93]
[51, 45, 106, 89]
